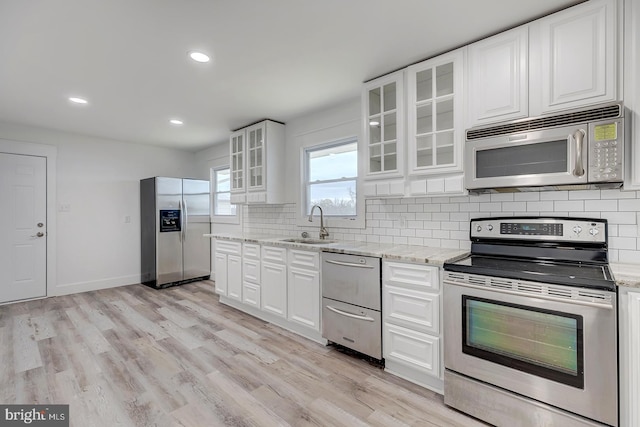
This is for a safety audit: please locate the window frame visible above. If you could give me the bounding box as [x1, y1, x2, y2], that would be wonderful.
[299, 136, 364, 230]
[210, 165, 240, 224]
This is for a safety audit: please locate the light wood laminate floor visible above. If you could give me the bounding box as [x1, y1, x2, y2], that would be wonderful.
[0, 281, 487, 427]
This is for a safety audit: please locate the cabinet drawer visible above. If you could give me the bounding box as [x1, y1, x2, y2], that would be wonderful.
[288, 249, 320, 270]
[243, 243, 260, 259]
[243, 258, 261, 283]
[215, 240, 242, 255]
[242, 282, 261, 308]
[384, 261, 439, 292]
[384, 285, 439, 334]
[384, 323, 440, 378]
[262, 245, 287, 264]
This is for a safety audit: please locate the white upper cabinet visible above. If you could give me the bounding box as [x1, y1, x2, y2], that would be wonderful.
[466, 0, 618, 128]
[229, 120, 285, 204]
[407, 48, 464, 175]
[466, 26, 528, 128]
[362, 71, 405, 180]
[530, 0, 618, 115]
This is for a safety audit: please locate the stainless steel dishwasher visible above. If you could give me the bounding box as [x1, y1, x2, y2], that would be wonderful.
[321, 252, 382, 360]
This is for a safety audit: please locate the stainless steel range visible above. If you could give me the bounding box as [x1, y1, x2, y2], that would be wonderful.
[443, 217, 617, 427]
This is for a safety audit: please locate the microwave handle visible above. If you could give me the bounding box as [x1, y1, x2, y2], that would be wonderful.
[573, 129, 586, 177]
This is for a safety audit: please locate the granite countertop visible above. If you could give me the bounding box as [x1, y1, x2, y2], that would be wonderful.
[610, 263, 640, 289]
[204, 233, 468, 266]
[206, 233, 640, 287]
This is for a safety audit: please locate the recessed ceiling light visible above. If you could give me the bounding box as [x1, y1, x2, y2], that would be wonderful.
[69, 96, 88, 105]
[189, 51, 210, 63]
[169, 119, 184, 125]
[369, 120, 380, 126]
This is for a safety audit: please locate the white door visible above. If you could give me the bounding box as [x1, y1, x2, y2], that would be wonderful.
[0, 153, 47, 303]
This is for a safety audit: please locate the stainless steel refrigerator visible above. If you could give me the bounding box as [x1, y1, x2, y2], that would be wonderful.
[140, 177, 211, 288]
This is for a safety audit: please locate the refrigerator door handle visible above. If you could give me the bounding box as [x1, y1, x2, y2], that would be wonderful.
[183, 199, 188, 241]
[178, 200, 183, 242]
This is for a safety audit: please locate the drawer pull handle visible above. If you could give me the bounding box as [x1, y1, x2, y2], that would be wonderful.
[325, 259, 374, 269]
[326, 305, 375, 322]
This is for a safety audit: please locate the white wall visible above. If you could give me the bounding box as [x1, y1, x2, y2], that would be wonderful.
[0, 122, 199, 295]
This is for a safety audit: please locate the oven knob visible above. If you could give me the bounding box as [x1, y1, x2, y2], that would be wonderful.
[589, 227, 600, 236]
[573, 226, 582, 235]
[476, 225, 482, 232]
[487, 224, 493, 231]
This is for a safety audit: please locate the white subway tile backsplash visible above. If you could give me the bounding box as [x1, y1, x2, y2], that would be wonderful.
[514, 192, 540, 201]
[460, 203, 480, 212]
[568, 189, 601, 200]
[480, 202, 502, 212]
[619, 199, 640, 211]
[243, 188, 638, 255]
[554, 201, 584, 211]
[602, 211, 637, 224]
[602, 189, 636, 199]
[501, 202, 527, 211]
[527, 201, 554, 211]
[609, 237, 637, 250]
[619, 250, 640, 263]
[490, 193, 514, 202]
[432, 213, 450, 221]
[585, 200, 617, 211]
[540, 191, 569, 201]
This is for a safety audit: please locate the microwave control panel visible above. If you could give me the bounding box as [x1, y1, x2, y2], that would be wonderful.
[588, 119, 623, 182]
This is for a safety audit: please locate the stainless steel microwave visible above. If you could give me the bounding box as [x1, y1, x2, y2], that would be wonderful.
[465, 103, 624, 192]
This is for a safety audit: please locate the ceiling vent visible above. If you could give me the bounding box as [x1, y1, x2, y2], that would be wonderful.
[466, 103, 623, 141]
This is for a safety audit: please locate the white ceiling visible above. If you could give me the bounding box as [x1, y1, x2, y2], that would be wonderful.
[0, 0, 582, 151]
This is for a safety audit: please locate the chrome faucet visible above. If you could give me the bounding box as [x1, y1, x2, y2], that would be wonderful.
[308, 205, 329, 240]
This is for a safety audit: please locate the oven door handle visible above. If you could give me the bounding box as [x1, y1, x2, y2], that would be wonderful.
[325, 259, 374, 269]
[326, 305, 375, 321]
[443, 279, 615, 310]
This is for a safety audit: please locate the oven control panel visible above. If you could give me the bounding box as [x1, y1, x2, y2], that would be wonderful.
[471, 217, 607, 243]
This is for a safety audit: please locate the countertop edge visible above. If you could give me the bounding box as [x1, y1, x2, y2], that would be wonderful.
[205, 234, 468, 266]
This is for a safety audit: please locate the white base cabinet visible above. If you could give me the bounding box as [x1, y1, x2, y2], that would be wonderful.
[383, 260, 443, 393]
[216, 240, 324, 344]
[619, 287, 640, 427]
[242, 243, 261, 308]
[227, 255, 242, 301]
[213, 240, 242, 297]
[287, 250, 320, 332]
[261, 245, 288, 319]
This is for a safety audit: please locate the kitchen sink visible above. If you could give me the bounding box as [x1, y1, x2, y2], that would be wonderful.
[280, 238, 337, 244]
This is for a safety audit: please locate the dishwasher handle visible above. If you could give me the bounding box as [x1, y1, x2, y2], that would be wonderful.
[326, 305, 375, 322]
[324, 259, 375, 269]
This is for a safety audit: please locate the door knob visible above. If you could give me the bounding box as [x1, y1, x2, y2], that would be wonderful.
[31, 232, 44, 238]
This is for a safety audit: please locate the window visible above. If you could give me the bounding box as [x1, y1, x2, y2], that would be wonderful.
[211, 166, 239, 223]
[304, 138, 358, 217]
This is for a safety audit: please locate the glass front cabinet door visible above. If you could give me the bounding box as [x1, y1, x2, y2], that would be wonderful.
[245, 122, 265, 191]
[407, 48, 464, 175]
[230, 129, 245, 193]
[362, 70, 405, 179]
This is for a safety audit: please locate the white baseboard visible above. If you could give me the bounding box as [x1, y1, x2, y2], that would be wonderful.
[52, 274, 141, 296]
